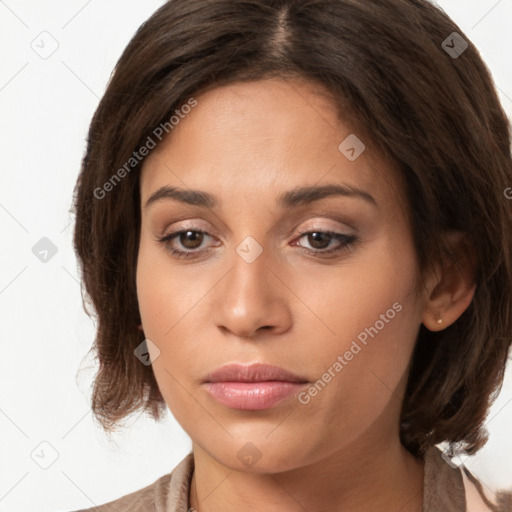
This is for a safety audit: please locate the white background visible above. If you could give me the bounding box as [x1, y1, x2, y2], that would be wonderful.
[1, 1, 511, 511]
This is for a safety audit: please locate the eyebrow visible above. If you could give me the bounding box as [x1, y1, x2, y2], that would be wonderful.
[144, 183, 378, 210]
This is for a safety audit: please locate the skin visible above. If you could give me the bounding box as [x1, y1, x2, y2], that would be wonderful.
[136, 76, 476, 512]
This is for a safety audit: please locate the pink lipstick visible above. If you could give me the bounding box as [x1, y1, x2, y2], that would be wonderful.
[203, 362, 309, 410]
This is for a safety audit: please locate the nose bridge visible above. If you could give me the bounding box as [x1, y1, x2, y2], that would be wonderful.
[213, 232, 290, 336]
[228, 233, 275, 305]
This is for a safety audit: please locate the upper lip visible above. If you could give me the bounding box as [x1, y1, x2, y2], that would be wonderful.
[204, 362, 309, 383]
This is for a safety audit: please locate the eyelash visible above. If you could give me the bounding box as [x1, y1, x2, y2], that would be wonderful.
[156, 227, 358, 260]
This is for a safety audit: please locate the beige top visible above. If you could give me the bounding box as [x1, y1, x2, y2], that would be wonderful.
[71, 446, 512, 512]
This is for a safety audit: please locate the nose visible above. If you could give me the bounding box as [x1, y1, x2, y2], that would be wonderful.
[212, 241, 293, 339]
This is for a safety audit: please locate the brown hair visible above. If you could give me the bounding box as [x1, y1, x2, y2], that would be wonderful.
[72, 0, 512, 457]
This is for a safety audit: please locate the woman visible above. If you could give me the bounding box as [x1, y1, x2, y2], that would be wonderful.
[71, 0, 512, 510]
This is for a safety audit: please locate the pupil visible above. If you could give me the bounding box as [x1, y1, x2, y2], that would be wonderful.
[309, 232, 330, 249]
[182, 231, 202, 249]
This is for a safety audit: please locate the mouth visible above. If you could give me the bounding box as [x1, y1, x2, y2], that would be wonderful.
[203, 362, 309, 410]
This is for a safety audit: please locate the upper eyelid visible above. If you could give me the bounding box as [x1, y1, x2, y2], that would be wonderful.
[161, 213, 356, 235]
[163, 222, 354, 238]
[150, 204, 362, 234]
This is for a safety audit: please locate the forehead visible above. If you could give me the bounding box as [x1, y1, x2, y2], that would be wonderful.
[140, 77, 404, 215]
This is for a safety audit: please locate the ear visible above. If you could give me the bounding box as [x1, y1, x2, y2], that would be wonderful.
[421, 232, 477, 332]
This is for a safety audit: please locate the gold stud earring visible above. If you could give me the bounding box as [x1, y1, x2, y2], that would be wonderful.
[436, 316, 443, 327]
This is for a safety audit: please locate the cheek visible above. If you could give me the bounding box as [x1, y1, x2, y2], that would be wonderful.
[136, 254, 170, 339]
[135, 243, 202, 418]
[306, 232, 419, 351]
[135, 237, 216, 388]
[296, 231, 421, 410]
[136, 238, 203, 339]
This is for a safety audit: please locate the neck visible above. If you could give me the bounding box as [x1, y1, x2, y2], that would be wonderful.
[188, 433, 424, 512]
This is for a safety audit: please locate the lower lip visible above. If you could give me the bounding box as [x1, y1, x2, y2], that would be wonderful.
[204, 381, 307, 410]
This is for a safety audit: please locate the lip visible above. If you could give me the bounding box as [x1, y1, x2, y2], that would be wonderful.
[204, 362, 308, 384]
[203, 363, 309, 410]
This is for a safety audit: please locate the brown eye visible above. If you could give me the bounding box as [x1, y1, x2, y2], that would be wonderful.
[177, 230, 204, 250]
[157, 228, 214, 259]
[304, 232, 332, 250]
[296, 229, 357, 255]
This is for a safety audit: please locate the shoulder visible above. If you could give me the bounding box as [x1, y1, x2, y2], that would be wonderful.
[69, 473, 171, 512]
[424, 445, 512, 512]
[461, 466, 512, 512]
[68, 452, 194, 512]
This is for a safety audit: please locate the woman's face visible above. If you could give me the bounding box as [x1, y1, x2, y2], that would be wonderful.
[137, 76, 426, 472]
